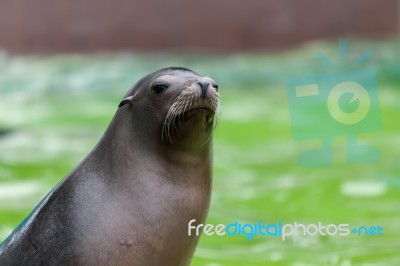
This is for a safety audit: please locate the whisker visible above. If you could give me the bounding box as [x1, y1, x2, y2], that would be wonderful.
[162, 89, 220, 144]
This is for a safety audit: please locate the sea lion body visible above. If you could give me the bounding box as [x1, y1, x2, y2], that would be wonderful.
[0, 67, 220, 266]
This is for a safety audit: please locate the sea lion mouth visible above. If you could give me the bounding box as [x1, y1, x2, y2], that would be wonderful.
[180, 107, 215, 123]
[190, 107, 212, 114]
[183, 107, 214, 117]
[162, 90, 220, 143]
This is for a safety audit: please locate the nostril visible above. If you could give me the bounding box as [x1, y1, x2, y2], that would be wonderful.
[212, 84, 218, 92]
[198, 82, 209, 98]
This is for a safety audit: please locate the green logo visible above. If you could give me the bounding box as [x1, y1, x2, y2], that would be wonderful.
[287, 39, 381, 167]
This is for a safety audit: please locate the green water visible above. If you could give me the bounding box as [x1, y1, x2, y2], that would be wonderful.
[0, 39, 399, 265]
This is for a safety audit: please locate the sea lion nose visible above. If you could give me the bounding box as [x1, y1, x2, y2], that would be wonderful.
[198, 82, 209, 98]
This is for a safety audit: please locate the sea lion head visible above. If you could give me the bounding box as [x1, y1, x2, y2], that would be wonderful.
[117, 67, 220, 151]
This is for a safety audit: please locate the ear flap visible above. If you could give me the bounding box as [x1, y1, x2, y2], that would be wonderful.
[118, 96, 134, 108]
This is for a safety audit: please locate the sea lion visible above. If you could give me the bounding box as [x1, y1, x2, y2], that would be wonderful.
[0, 67, 220, 266]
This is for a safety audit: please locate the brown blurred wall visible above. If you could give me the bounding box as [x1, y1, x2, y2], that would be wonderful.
[0, 0, 398, 54]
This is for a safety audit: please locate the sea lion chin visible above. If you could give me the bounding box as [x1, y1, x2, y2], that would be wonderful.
[0, 67, 220, 266]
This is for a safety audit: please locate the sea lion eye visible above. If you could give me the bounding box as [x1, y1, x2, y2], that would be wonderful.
[212, 84, 219, 92]
[153, 84, 168, 94]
